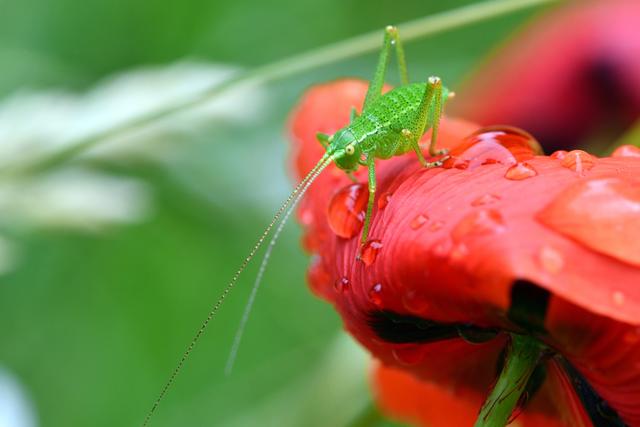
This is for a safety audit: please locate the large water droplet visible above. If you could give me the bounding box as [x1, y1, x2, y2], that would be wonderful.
[443, 126, 542, 171]
[334, 276, 350, 293]
[358, 239, 383, 265]
[392, 344, 426, 365]
[504, 162, 537, 180]
[561, 150, 597, 174]
[410, 214, 429, 230]
[327, 183, 368, 238]
[537, 245, 564, 274]
[452, 209, 505, 241]
[368, 283, 383, 306]
[538, 177, 640, 267]
[612, 145, 640, 158]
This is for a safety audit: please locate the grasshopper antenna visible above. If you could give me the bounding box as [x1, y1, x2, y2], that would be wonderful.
[224, 154, 334, 375]
[142, 153, 333, 426]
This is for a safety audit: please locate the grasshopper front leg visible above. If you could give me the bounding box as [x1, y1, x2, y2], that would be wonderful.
[360, 153, 377, 245]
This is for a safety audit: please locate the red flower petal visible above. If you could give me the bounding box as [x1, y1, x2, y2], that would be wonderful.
[452, 0, 640, 151]
[289, 79, 640, 425]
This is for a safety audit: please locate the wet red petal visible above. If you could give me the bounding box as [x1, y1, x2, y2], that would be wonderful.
[289, 78, 640, 425]
[538, 177, 640, 268]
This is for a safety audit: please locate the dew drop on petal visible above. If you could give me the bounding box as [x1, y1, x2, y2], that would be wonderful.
[378, 192, 392, 210]
[334, 276, 350, 293]
[537, 245, 564, 274]
[471, 193, 501, 207]
[327, 183, 368, 238]
[613, 291, 625, 306]
[550, 150, 568, 160]
[402, 290, 430, 314]
[561, 150, 597, 174]
[368, 283, 383, 306]
[612, 145, 640, 158]
[452, 209, 505, 241]
[449, 243, 469, 262]
[428, 220, 445, 232]
[410, 214, 429, 230]
[358, 239, 383, 266]
[537, 177, 640, 267]
[392, 344, 426, 365]
[444, 126, 541, 170]
[505, 162, 538, 180]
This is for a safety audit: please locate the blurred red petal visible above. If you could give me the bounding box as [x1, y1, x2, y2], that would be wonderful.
[452, 0, 640, 151]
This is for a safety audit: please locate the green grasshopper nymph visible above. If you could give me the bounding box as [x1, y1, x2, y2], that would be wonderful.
[143, 25, 453, 426]
[317, 25, 453, 244]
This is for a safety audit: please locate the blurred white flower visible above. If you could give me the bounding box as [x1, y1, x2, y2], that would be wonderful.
[0, 168, 150, 232]
[0, 61, 265, 275]
[0, 61, 265, 164]
[0, 368, 37, 427]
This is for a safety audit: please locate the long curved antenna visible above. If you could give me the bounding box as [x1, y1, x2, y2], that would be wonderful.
[142, 154, 331, 426]
[224, 155, 334, 375]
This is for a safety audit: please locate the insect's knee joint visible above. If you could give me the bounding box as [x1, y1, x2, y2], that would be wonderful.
[385, 25, 397, 35]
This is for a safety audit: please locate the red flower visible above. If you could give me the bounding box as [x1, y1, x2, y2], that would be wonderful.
[289, 79, 640, 426]
[452, 0, 640, 151]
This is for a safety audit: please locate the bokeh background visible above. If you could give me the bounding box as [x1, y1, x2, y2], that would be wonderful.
[0, 1, 553, 426]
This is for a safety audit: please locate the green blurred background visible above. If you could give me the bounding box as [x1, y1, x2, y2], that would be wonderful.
[0, 1, 550, 426]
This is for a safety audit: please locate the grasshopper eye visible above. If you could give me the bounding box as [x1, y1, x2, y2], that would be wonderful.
[345, 144, 355, 155]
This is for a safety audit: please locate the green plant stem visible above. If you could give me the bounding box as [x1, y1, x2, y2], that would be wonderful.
[1, 0, 557, 178]
[474, 334, 542, 427]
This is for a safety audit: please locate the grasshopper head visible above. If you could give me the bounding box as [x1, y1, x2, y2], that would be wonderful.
[329, 127, 361, 172]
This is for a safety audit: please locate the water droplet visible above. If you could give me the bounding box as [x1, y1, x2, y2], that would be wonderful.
[613, 291, 625, 306]
[504, 162, 537, 180]
[334, 276, 350, 293]
[449, 243, 469, 262]
[327, 183, 368, 238]
[537, 245, 564, 274]
[402, 290, 429, 314]
[368, 283, 383, 306]
[358, 239, 383, 266]
[452, 209, 505, 241]
[538, 177, 640, 267]
[392, 344, 425, 365]
[378, 192, 392, 210]
[443, 126, 542, 170]
[550, 150, 568, 160]
[471, 194, 501, 207]
[428, 220, 445, 232]
[561, 150, 597, 174]
[612, 145, 640, 158]
[410, 214, 429, 230]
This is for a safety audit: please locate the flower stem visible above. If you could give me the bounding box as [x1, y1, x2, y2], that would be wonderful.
[474, 334, 542, 427]
[1, 0, 557, 178]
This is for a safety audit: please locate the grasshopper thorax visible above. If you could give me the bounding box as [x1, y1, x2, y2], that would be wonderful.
[329, 127, 361, 172]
